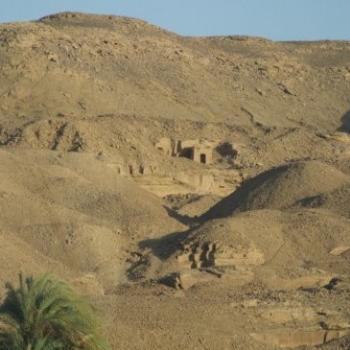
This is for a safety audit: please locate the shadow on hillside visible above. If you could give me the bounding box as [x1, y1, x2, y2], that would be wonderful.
[139, 229, 190, 261]
[137, 206, 203, 261]
[164, 206, 197, 226]
[340, 110, 350, 132]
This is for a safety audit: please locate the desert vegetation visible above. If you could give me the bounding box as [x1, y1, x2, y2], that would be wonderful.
[0, 274, 110, 350]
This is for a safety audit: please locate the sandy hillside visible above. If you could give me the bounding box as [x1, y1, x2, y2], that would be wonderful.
[0, 12, 350, 350]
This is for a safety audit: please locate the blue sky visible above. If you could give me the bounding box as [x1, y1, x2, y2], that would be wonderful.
[0, 0, 348, 41]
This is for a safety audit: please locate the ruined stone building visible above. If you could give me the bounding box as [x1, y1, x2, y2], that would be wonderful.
[155, 138, 216, 165]
[155, 137, 237, 165]
[178, 140, 214, 164]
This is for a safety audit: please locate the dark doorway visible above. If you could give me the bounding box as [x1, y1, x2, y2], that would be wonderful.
[181, 148, 194, 160]
[200, 153, 206, 164]
[340, 110, 350, 132]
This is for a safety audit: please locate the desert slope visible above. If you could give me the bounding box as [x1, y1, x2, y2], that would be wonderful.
[0, 12, 349, 129]
[203, 160, 350, 219]
[0, 148, 185, 291]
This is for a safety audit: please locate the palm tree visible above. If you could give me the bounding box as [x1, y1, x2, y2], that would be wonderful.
[0, 273, 110, 350]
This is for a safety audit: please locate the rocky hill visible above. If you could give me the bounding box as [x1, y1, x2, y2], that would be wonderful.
[0, 12, 350, 350]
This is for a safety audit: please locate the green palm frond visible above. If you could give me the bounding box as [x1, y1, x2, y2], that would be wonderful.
[0, 273, 110, 350]
[32, 336, 65, 350]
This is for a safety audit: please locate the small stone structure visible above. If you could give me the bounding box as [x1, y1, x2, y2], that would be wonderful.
[155, 138, 234, 165]
[179, 140, 214, 164]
